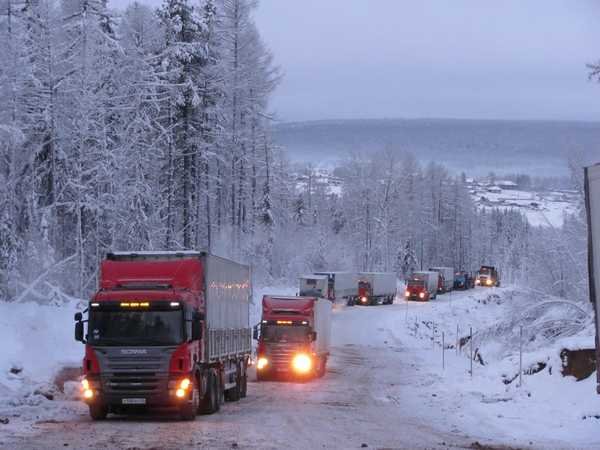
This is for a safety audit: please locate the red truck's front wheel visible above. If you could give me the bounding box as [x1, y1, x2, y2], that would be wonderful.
[88, 402, 108, 420]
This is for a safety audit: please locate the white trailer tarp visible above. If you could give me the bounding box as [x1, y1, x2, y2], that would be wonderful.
[313, 298, 332, 355]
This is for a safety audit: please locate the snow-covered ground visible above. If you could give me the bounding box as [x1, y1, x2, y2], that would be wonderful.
[0, 300, 82, 401]
[1, 288, 598, 449]
[471, 186, 579, 227]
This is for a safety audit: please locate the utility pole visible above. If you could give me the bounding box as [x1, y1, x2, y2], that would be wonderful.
[584, 163, 600, 395]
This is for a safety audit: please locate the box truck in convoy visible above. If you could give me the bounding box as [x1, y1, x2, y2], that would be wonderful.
[428, 266, 455, 293]
[406, 271, 439, 301]
[314, 271, 359, 303]
[254, 295, 332, 380]
[355, 272, 396, 306]
[454, 271, 474, 290]
[298, 275, 328, 298]
[74, 251, 252, 421]
[476, 265, 500, 287]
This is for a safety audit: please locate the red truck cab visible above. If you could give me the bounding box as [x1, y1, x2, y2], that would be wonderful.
[74, 251, 251, 421]
[254, 295, 331, 380]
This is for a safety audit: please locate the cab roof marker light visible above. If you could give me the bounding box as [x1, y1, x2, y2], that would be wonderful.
[140, 302, 150, 307]
[91, 303, 100, 307]
[301, 320, 308, 325]
[170, 302, 180, 307]
[120, 302, 130, 307]
[130, 302, 139, 307]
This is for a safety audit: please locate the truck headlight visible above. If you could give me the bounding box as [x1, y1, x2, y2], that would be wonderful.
[360, 297, 368, 303]
[292, 354, 312, 374]
[404, 291, 410, 297]
[419, 292, 425, 299]
[257, 357, 268, 370]
[486, 279, 493, 286]
[81, 379, 94, 399]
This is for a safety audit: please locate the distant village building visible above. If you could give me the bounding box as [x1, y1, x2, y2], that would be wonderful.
[496, 180, 518, 190]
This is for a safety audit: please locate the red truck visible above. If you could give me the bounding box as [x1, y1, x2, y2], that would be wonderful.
[254, 295, 331, 380]
[74, 251, 252, 421]
[405, 271, 439, 301]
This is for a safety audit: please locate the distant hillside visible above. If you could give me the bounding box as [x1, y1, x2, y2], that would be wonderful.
[272, 118, 600, 176]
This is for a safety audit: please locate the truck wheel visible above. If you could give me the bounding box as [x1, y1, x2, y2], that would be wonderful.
[225, 365, 241, 402]
[200, 372, 219, 415]
[89, 403, 108, 421]
[317, 357, 327, 378]
[180, 377, 199, 420]
[239, 361, 248, 398]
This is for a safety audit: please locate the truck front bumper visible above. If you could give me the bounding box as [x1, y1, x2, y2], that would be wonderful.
[83, 374, 195, 409]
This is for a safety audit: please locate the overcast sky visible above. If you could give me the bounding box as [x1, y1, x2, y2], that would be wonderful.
[110, 0, 600, 123]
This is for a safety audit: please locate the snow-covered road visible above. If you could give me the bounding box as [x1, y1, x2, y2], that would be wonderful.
[1, 289, 599, 449]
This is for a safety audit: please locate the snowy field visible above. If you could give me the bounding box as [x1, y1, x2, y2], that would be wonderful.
[471, 187, 579, 228]
[0, 288, 598, 449]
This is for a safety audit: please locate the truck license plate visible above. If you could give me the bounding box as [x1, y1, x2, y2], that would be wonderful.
[122, 398, 146, 405]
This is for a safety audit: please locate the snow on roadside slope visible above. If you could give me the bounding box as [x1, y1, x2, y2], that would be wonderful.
[0, 300, 82, 399]
[335, 286, 600, 448]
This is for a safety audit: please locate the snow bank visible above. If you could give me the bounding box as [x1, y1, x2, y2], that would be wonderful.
[0, 300, 82, 397]
[379, 287, 600, 448]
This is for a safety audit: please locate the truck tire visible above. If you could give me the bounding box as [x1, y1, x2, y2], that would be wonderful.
[180, 377, 199, 420]
[317, 357, 327, 378]
[89, 403, 108, 421]
[200, 372, 219, 415]
[225, 364, 241, 402]
[240, 372, 248, 397]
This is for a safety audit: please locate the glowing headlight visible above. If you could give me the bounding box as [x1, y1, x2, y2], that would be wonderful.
[257, 357, 268, 370]
[486, 279, 493, 286]
[360, 297, 368, 303]
[81, 379, 90, 390]
[475, 279, 481, 285]
[292, 354, 312, 374]
[83, 389, 94, 399]
[404, 291, 410, 297]
[419, 292, 425, 299]
[175, 388, 186, 398]
[180, 378, 191, 390]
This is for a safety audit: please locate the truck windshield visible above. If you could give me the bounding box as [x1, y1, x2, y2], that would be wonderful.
[479, 267, 492, 275]
[262, 325, 309, 343]
[407, 280, 424, 287]
[88, 309, 184, 346]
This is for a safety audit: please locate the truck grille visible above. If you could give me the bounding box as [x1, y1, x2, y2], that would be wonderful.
[101, 353, 169, 394]
[266, 345, 303, 367]
[106, 355, 164, 371]
[106, 372, 160, 392]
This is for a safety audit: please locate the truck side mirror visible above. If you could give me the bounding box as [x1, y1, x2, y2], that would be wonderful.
[75, 321, 84, 342]
[191, 312, 203, 340]
[191, 321, 202, 340]
[252, 325, 259, 340]
[74, 312, 83, 322]
[311, 331, 317, 342]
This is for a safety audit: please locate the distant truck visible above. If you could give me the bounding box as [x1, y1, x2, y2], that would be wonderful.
[476, 265, 500, 287]
[314, 271, 359, 303]
[429, 267, 455, 293]
[454, 271, 475, 290]
[405, 271, 439, 301]
[74, 251, 252, 421]
[299, 275, 328, 298]
[355, 272, 396, 305]
[254, 295, 332, 380]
